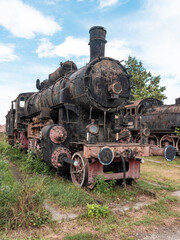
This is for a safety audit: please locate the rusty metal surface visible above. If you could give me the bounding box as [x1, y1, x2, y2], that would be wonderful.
[6, 26, 177, 188]
[68, 57, 131, 112]
[36, 61, 77, 90]
[125, 98, 163, 108]
[87, 157, 140, 187]
[49, 125, 67, 144]
[83, 143, 151, 159]
[89, 26, 107, 62]
[51, 147, 71, 168]
[124, 98, 180, 154]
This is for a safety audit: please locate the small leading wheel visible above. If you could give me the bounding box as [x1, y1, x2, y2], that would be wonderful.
[70, 152, 89, 187]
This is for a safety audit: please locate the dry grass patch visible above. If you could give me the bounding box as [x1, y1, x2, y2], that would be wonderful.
[141, 157, 180, 188]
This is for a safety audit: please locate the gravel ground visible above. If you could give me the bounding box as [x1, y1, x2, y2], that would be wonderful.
[138, 226, 180, 240]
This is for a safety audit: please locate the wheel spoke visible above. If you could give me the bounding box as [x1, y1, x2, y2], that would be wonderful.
[70, 152, 88, 187]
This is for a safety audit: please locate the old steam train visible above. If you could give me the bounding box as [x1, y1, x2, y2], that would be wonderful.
[124, 98, 180, 154]
[6, 26, 176, 188]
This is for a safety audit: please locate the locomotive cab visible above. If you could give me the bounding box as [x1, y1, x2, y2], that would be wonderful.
[6, 92, 34, 146]
[14, 93, 34, 130]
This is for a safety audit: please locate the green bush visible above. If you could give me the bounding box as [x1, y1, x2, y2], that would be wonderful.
[94, 174, 116, 194]
[0, 142, 10, 154]
[0, 142, 51, 175]
[175, 127, 180, 136]
[1, 143, 22, 162]
[87, 203, 109, 218]
[21, 150, 51, 175]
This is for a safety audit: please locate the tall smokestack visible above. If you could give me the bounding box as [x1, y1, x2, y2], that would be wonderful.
[89, 26, 107, 62]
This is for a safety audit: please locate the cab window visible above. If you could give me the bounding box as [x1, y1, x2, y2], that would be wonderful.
[19, 96, 25, 107]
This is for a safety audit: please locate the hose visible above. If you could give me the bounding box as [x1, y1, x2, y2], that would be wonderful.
[120, 154, 126, 187]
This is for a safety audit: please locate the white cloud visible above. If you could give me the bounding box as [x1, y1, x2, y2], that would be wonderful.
[116, 0, 180, 104]
[36, 37, 89, 58]
[0, 0, 61, 39]
[0, 43, 18, 62]
[0, 85, 23, 124]
[36, 38, 55, 58]
[162, 76, 180, 105]
[30, 64, 56, 77]
[36, 36, 131, 66]
[106, 39, 131, 61]
[99, 0, 118, 8]
[45, 0, 61, 5]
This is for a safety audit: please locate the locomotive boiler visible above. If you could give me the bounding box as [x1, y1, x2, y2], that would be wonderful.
[6, 26, 176, 188]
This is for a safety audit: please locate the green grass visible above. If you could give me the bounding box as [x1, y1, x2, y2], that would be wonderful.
[9, 177, 50, 229]
[0, 158, 20, 229]
[0, 141, 180, 239]
[0, 133, 6, 142]
[44, 176, 94, 207]
[0, 141, 94, 208]
[0, 141, 10, 153]
[0, 163, 50, 230]
[141, 157, 180, 191]
[144, 155, 180, 165]
[0, 235, 48, 240]
[0, 142, 50, 230]
[134, 215, 153, 226]
[0, 143, 51, 175]
[21, 149, 51, 175]
[64, 232, 97, 240]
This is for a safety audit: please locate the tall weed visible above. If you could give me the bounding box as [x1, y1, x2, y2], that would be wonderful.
[0, 142, 51, 175]
[0, 156, 49, 230]
[8, 177, 49, 229]
[0, 158, 20, 228]
[21, 150, 50, 174]
[93, 175, 116, 194]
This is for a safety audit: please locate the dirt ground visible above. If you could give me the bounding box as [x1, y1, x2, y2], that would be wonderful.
[137, 225, 180, 240]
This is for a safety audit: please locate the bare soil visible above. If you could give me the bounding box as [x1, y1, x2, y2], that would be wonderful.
[137, 225, 180, 240]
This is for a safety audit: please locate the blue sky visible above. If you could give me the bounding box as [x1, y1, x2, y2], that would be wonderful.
[0, 0, 180, 124]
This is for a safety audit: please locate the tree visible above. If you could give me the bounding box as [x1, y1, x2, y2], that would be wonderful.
[125, 56, 166, 101]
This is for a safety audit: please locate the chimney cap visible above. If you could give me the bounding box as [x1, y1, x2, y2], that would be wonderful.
[89, 26, 106, 33]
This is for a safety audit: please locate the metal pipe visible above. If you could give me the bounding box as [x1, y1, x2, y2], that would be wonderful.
[59, 154, 78, 166]
[120, 154, 126, 186]
[89, 26, 107, 62]
[104, 111, 106, 141]
[150, 145, 176, 161]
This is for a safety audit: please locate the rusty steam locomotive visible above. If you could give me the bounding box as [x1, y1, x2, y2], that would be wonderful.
[124, 98, 180, 154]
[6, 26, 176, 188]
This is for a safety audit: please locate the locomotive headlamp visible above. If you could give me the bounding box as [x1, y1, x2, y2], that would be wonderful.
[87, 124, 99, 135]
[164, 145, 176, 161]
[98, 147, 114, 165]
